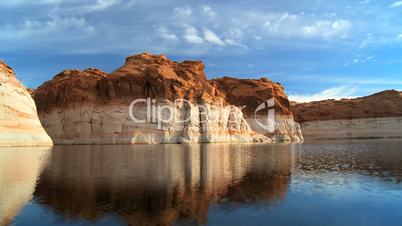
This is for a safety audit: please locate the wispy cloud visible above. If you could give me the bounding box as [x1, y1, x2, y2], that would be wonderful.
[224, 39, 247, 48]
[69, 0, 122, 14]
[183, 26, 203, 44]
[2, 0, 402, 93]
[351, 55, 376, 64]
[158, 26, 178, 42]
[0, 16, 94, 40]
[262, 13, 352, 39]
[200, 5, 216, 19]
[288, 85, 359, 103]
[389, 1, 402, 8]
[174, 6, 192, 18]
[203, 28, 225, 46]
[302, 19, 351, 38]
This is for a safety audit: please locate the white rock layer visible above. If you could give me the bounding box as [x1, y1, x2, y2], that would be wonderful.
[300, 117, 402, 140]
[39, 100, 303, 144]
[0, 64, 53, 146]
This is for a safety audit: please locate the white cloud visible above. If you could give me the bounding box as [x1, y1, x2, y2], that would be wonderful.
[203, 28, 225, 46]
[223, 27, 247, 47]
[174, 6, 192, 18]
[200, 5, 216, 19]
[183, 26, 203, 44]
[358, 33, 392, 49]
[0, 16, 94, 40]
[224, 39, 247, 48]
[88, 0, 121, 11]
[263, 13, 298, 34]
[49, 0, 122, 14]
[398, 34, 402, 40]
[158, 27, 178, 41]
[288, 85, 358, 103]
[389, 1, 402, 8]
[302, 19, 351, 38]
[262, 12, 351, 39]
[0, 0, 395, 59]
[228, 27, 243, 39]
[386, 59, 402, 64]
[352, 55, 376, 64]
[359, 33, 374, 48]
[302, 26, 317, 35]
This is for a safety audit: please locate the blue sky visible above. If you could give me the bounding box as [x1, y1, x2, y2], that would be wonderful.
[1, 0, 402, 102]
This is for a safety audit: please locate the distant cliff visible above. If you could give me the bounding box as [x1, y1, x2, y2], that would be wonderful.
[292, 90, 402, 122]
[291, 90, 402, 140]
[33, 53, 303, 144]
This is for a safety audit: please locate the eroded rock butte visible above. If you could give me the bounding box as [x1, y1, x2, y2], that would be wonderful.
[33, 53, 303, 144]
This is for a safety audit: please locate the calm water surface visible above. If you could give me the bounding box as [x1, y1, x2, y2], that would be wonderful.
[1, 139, 402, 226]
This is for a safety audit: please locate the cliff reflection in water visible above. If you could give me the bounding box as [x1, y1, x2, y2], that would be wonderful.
[0, 147, 51, 226]
[33, 144, 296, 225]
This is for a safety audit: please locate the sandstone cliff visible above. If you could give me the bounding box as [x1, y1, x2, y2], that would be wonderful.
[0, 61, 53, 146]
[292, 90, 402, 122]
[33, 53, 303, 144]
[291, 90, 402, 140]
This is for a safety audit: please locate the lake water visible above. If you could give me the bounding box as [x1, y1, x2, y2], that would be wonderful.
[1, 139, 402, 226]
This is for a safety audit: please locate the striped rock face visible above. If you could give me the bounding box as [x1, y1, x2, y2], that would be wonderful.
[0, 61, 53, 146]
[291, 90, 402, 140]
[33, 53, 303, 144]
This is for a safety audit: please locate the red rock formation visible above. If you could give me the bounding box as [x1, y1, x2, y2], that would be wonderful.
[213, 77, 292, 116]
[291, 90, 402, 122]
[97, 53, 225, 103]
[0, 61, 23, 87]
[0, 61, 14, 77]
[34, 53, 293, 115]
[33, 68, 108, 113]
[32, 53, 303, 144]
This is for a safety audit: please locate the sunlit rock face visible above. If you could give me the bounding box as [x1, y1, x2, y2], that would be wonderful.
[0, 61, 53, 146]
[291, 90, 402, 140]
[33, 144, 295, 225]
[295, 117, 402, 140]
[0, 147, 51, 225]
[33, 53, 303, 144]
